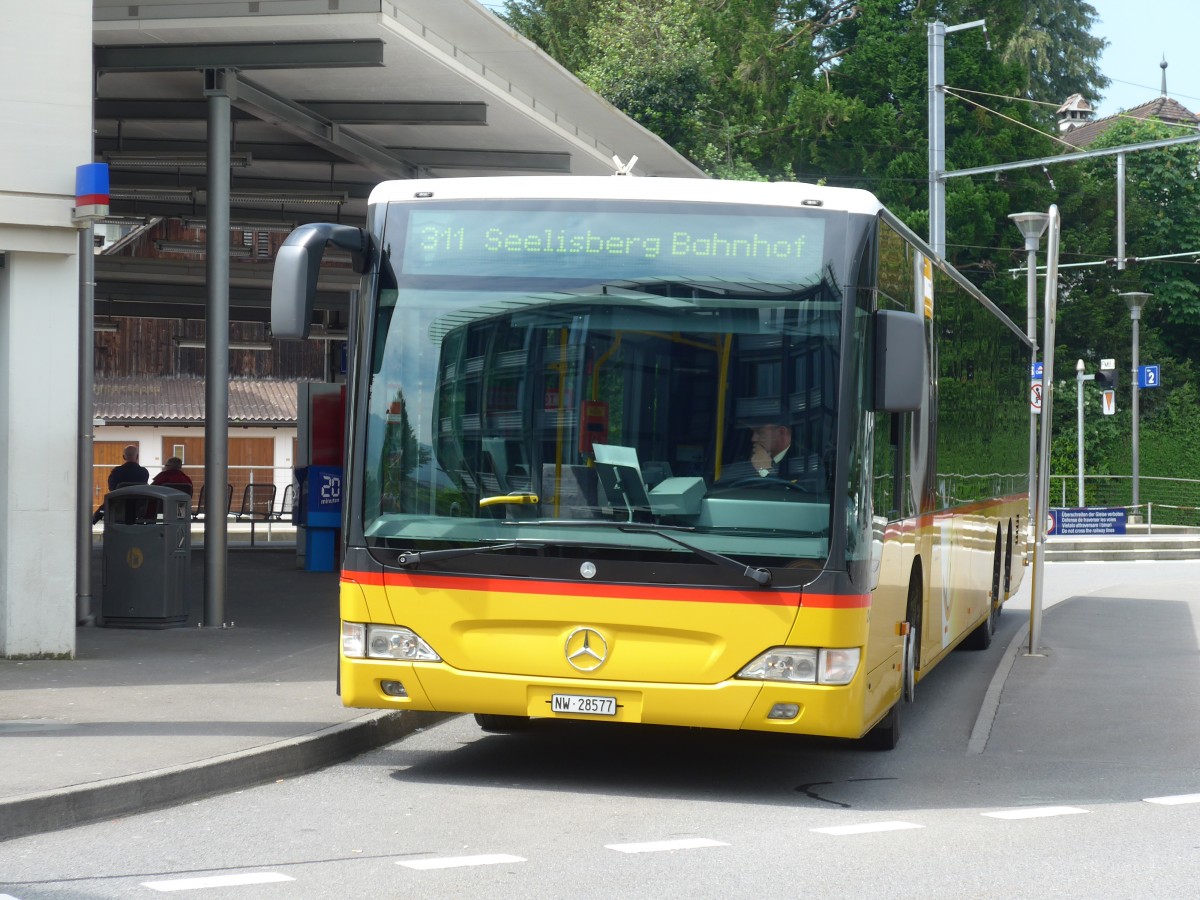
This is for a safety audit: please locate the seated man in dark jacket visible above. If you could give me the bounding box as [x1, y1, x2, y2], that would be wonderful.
[720, 418, 799, 482]
[108, 444, 150, 491]
[93, 445, 151, 523]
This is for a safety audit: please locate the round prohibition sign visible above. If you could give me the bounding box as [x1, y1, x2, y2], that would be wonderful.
[1030, 382, 1043, 412]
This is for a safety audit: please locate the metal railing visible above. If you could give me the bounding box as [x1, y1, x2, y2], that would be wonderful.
[92, 464, 299, 545]
[1048, 475, 1200, 532]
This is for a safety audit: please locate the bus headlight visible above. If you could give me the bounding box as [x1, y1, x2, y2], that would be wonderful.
[739, 648, 817, 683]
[738, 647, 860, 685]
[366, 625, 441, 662]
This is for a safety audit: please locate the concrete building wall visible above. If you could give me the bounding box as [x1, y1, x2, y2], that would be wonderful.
[0, 1, 94, 657]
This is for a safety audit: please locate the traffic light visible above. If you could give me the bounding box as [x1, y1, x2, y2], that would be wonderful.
[1096, 364, 1118, 415]
[1095, 367, 1118, 391]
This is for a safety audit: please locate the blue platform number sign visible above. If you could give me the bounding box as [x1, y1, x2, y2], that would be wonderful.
[1138, 365, 1160, 389]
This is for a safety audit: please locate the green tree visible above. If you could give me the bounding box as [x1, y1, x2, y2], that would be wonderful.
[1052, 117, 1200, 484]
[501, 0, 598, 75]
[501, 0, 849, 179]
[576, 0, 716, 154]
[1000, 0, 1108, 106]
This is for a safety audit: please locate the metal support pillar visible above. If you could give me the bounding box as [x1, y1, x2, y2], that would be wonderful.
[204, 70, 231, 627]
[928, 18, 987, 259]
[1029, 206, 1061, 657]
[1009, 212, 1049, 528]
[1117, 153, 1126, 271]
[76, 224, 95, 625]
[928, 21, 945, 258]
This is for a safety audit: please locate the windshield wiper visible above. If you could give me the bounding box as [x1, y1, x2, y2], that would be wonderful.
[618, 525, 772, 587]
[395, 542, 531, 568]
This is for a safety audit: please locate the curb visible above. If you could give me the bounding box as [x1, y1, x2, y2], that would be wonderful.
[967, 624, 1027, 755]
[0, 710, 451, 843]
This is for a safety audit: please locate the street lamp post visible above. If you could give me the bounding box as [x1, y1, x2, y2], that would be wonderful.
[1010, 212, 1050, 523]
[1120, 291, 1151, 517]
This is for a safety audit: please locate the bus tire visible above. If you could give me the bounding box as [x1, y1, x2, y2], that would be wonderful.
[902, 620, 917, 703]
[474, 713, 532, 733]
[862, 701, 900, 751]
[904, 567, 922, 702]
[963, 531, 1001, 651]
[1001, 521, 1014, 605]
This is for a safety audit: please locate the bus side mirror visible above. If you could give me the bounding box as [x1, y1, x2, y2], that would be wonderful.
[874, 309, 926, 412]
[271, 223, 369, 339]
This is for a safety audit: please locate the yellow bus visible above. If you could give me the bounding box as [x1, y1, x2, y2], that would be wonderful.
[272, 176, 1030, 750]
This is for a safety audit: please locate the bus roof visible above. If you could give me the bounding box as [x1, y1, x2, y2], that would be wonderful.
[368, 176, 885, 216]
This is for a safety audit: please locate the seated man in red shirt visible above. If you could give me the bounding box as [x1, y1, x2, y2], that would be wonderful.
[151, 457, 194, 497]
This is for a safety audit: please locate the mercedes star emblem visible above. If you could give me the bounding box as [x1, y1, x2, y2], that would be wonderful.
[564, 627, 608, 672]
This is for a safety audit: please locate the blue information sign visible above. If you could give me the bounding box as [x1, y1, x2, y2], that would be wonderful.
[1138, 365, 1160, 389]
[1048, 507, 1127, 536]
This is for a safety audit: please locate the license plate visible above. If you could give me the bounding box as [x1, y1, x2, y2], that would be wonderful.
[551, 693, 617, 716]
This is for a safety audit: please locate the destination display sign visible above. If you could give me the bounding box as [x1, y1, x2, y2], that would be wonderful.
[399, 208, 827, 282]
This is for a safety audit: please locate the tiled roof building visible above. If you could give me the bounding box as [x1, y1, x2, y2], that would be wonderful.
[1058, 60, 1199, 148]
[95, 377, 298, 426]
[1060, 95, 1200, 148]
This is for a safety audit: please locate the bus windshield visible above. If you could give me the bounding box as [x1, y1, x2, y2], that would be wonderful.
[363, 200, 854, 569]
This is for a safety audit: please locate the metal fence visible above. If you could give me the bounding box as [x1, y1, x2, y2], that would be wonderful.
[91, 464, 298, 545]
[1048, 475, 1200, 531]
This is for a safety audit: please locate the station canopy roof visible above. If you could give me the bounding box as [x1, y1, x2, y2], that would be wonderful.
[91, 0, 704, 323]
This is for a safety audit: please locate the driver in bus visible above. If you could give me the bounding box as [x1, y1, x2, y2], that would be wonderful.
[748, 419, 796, 478]
[720, 414, 798, 482]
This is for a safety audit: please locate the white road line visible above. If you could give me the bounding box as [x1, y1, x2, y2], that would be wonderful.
[398, 854, 526, 870]
[606, 838, 729, 854]
[142, 873, 294, 892]
[810, 822, 924, 836]
[982, 806, 1089, 820]
[1145, 793, 1200, 806]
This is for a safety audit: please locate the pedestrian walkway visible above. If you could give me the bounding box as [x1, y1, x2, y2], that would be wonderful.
[1, 552, 1197, 843]
[0, 548, 446, 842]
[984, 562, 1200, 777]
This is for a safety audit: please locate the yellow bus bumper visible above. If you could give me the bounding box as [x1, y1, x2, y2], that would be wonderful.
[340, 656, 881, 740]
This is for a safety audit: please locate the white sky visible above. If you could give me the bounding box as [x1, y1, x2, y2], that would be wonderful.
[1085, 0, 1200, 117]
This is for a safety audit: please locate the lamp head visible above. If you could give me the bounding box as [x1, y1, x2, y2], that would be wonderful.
[1119, 291, 1152, 320]
[1009, 211, 1050, 249]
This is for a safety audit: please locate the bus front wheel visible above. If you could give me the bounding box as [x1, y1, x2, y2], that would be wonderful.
[474, 713, 532, 733]
[861, 701, 900, 751]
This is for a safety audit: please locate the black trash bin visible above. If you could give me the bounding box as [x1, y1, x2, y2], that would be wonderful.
[101, 484, 191, 628]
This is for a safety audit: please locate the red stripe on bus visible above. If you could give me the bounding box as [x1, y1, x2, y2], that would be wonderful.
[802, 593, 871, 608]
[343, 569, 869, 609]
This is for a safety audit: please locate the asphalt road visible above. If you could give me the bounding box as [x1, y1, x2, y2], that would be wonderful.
[4, 561, 1199, 899]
